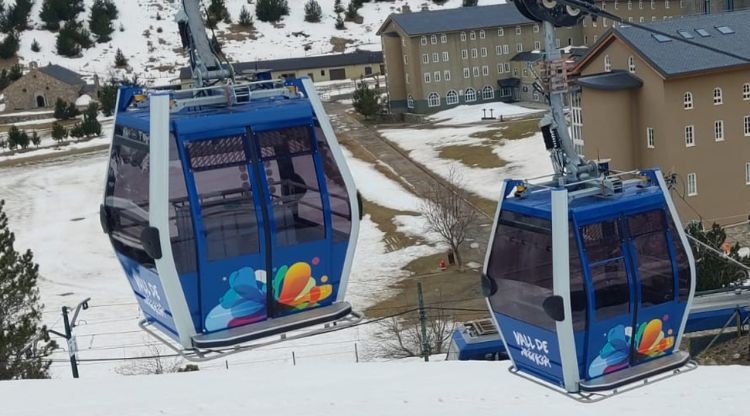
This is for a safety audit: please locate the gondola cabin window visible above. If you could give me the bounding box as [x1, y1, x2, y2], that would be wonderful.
[315, 126, 352, 242]
[104, 125, 152, 267]
[581, 220, 630, 321]
[257, 127, 326, 246]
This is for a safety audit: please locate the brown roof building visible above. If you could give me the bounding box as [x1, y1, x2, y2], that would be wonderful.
[571, 10, 750, 225]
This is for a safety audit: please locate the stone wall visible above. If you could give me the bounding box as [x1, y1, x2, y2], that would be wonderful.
[2, 69, 80, 112]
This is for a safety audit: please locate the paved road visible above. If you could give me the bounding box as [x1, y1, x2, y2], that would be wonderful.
[323, 101, 496, 266]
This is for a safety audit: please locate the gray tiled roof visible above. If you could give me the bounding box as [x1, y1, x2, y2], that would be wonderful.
[611, 10, 750, 77]
[180, 50, 383, 80]
[576, 70, 644, 90]
[381, 4, 533, 36]
[511, 51, 544, 62]
[38, 64, 84, 86]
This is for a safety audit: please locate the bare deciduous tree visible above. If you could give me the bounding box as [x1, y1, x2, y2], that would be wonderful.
[115, 344, 185, 376]
[420, 167, 478, 269]
[373, 307, 455, 359]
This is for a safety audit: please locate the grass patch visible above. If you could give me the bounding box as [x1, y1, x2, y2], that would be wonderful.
[362, 198, 421, 253]
[438, 144, 507, 169]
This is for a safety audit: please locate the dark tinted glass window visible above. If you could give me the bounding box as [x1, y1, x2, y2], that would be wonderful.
[259, 127, 325, 246]
[582, 220, 630, 321]
[190, 137, 260, 261]
[487, 211, 555, 330]
[169, 135, 197, 274]
[629, 210, 674, 306]
[569, 229, 587, 332]
[104, 126, 151, 266]
[315, 126, 351, 242]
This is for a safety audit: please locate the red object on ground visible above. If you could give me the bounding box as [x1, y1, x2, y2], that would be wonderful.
[439, 259, 447, 271]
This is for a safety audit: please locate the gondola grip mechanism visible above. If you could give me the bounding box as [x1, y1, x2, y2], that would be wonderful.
[481, 274, 497, 297]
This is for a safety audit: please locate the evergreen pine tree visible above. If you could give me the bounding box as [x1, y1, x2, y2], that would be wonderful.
[335, 13, 345, 30]
[7, 126, 29, 150]
[352, 78, 380, 119]
[53, 98, 68, 120]
[1, 0, 33, 32]
[0, 200, 57, 380]
[98, 79, 118, 116]
[255, 0, 289, 23]
[0, 31, 20, 60]
[66, 102, 80, 119]
[39, 0, 61, 31]
[238, 6, 254, 28]
[30, 131, 40, 147]
[30, 38, 41, 52]
[462, 0, 478, 6]
[89, 0, 119, 43]
[8, 63, 22, 81]
[81, 102, 101, 137]
[0, 69, 9, 92]
[304, 0, 322, 23]
[114, 48, 128, 67]
[206, 0, 230, 28]
[51, 122, 67, 143]
[334, 0, 344, 14]
[56, 20, 93, 57]
[345, 1, 360, 22]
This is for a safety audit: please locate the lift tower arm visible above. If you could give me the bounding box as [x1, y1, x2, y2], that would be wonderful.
[176, 0, 234, 88]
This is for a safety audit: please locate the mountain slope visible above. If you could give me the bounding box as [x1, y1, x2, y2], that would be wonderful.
[12, 0, 504, 85]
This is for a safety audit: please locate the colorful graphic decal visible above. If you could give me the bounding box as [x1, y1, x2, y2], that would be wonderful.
[204, 258, 333, 331]
[205, 267, 268, 332]
[588, 316, 675, 378]
[273, 259, 333, 312]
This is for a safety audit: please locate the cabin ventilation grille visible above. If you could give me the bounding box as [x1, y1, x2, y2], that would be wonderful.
[187, 136, 248, 171]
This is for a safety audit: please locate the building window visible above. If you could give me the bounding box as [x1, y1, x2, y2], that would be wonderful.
[444, 70, 451, 81]
[504, 63, 511, 72]
[424, 72, 431, 83]
[470, 31, 476, 40]
[685, 125, 695, 147]
[503, 44, 509, 54]
[522, 68, 529, 77]
[461, 32, 467, 42]
[421, 36, 427, 46]
[746, 162, 750, 185]
[497, 64, 504, 74]
[407, 95, 414, 109]
[715, 120, 724, 141]
[465, 88, 477, 102]
[482, 86, 495, 100]
[471, 48, 478, 58]
[640, 17, 644, 22]
[687, 173, 697, 196]
[463, 67, 470, 78]
[447, 90, 459, 105]
[473, 66, 480, 77]
[496, 45, 503, 55]
[665, 0, 670, 8]
[462, 49, 468, 59]
[684, 92, 693, 109]
[482, 65, 489, 76]
[432, 52, 439, 63]
[434, 71, 441, 82]
[405, 72, 410, 84]
[515, 26, 522, 35]
[533, 24, 539, 33]
[628, 56, 636, 73]
[615, 0, 619, 8]
[604, 55, 612, 72]
[743, 83, 750, 100]
[650, 0, 655, 9]
[744, 115, 750, 136]
[517, 43, 523, 52]
[628, 0, 633, 9]
[604, 18, 608, 27]
[422, 54, 429, 64]
[479, 47, 486, 57]
[431, 35, 437, 44]
[498, 27, 504, 36]
[479, 30, 485, 39]
[403, 55, 408, 64]
[428, 92, 441, 108]
[713, 87, 723, 105]
[533, 92, 540, 101]
[639, 0, 644, 8]
[441, 33, 447, 43]
[647, 127, 655, 148]
[442, 51, 449, 62]
[534, 41, 541, 50]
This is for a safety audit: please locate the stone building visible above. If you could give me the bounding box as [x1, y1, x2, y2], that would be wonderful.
[571, 10, 750, 225]
[2, 63, 97, 113]
[378, 1, 750, 113]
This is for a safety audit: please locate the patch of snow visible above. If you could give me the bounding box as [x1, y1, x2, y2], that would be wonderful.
[427, 102, 544, 125]
[739, 247, 749, 258]
[75, 94, 92, 106]
[466, 261, 482, 269]
[8, 117, 58, 126]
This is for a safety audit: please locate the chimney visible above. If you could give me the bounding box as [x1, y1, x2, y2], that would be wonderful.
[402, 5, 411, 13]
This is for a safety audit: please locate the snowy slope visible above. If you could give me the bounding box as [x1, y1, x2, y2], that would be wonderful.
[13, 0, 504, 85]
[2, 361, 749, 416]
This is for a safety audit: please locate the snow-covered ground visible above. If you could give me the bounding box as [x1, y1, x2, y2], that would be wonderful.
[0, 137, 441, 377]
[427, 102, 543, 125]
[381, 103, 551, 201]
[2, 361, 749, 416]
[12, 0, 505, 84]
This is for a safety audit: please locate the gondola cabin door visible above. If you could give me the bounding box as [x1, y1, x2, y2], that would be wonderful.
[251, 126, 336, 319]
[581, 209, 685, 380]
[183, 134, 271, 333]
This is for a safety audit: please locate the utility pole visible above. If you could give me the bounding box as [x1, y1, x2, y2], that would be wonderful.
[48, 298, 90, 379]
[417, 281, 429, 362]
